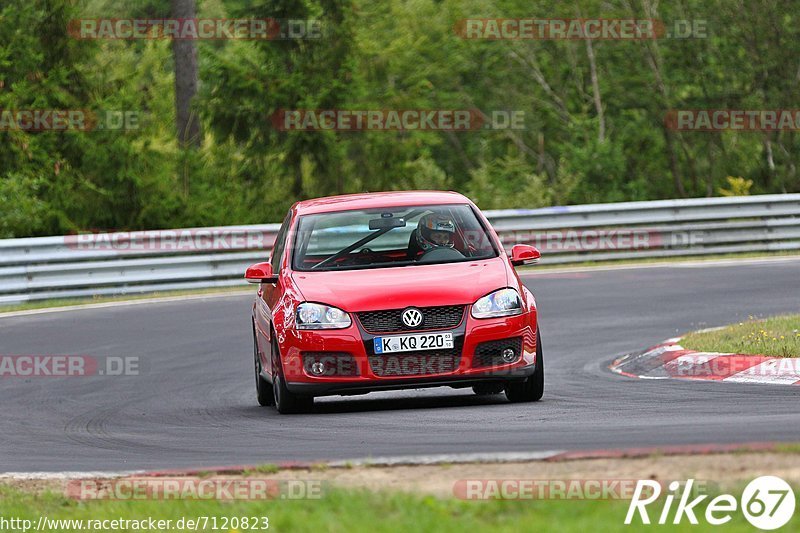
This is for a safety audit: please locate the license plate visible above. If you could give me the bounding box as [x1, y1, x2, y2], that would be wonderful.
[373, 332, 454, 354]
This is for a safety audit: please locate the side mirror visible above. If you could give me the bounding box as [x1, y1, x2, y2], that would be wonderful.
[509, 244, 541, 266]
[245, 262, 279, 284]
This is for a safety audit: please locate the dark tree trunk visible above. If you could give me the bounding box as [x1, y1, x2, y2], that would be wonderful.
[171, 0, 202, 148]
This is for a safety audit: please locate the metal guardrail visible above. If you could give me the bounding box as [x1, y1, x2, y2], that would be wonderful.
[0, 194, 798, 305]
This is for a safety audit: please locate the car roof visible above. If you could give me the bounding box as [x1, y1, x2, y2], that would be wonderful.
[292, 191, 472, 215]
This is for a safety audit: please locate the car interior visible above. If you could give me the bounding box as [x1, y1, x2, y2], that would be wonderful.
[293, 206, 497, 270]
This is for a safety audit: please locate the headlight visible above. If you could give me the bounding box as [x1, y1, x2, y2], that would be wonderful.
[296, 302, 352, 329]
[471, 288, 523, 319]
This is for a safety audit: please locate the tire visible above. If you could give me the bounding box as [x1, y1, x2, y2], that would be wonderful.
[253, 323, 274, 407]
[472, 383, 505, 395]
[271, 336, 313, 414]
[505, 328, 544, 403]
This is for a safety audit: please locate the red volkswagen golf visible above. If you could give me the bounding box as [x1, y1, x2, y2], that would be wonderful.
[246, 191, 543, 413]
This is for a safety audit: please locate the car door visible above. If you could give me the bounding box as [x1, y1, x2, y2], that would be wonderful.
[256, 212, 291, 377]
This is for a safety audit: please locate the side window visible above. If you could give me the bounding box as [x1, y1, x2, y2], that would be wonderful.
[270, 213, 291, 274]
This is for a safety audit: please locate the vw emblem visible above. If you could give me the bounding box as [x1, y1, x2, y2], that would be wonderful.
[401, 308, 423, 328]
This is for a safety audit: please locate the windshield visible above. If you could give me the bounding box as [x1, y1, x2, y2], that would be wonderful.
[291, 204, 498, 271]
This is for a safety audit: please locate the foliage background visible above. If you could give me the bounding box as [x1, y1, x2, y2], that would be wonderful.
[1, 0, 798, 237]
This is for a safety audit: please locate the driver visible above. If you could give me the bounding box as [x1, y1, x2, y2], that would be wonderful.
[412, 213, 456, 256]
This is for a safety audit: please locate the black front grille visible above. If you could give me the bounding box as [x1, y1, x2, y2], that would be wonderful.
[472, 337, 523, 367]
[369, 350, 462, 377]
[357, 305, 464, 333]
[302, 352, 360, 376]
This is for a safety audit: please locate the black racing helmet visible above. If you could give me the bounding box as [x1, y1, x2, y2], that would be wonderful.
[416, 213, 456, 251]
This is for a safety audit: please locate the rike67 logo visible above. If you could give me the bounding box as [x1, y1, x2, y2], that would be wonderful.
[626, 476, 795, 530]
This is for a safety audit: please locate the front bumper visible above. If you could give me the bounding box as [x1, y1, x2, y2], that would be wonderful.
[279, 309, 538, 397]
[286, 362, 537, 396]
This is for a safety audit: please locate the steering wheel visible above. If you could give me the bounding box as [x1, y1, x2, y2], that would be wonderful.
[418, 247, 465, 263]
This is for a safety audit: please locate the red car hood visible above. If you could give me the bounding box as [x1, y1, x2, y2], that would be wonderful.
[291, 258, 509, 312]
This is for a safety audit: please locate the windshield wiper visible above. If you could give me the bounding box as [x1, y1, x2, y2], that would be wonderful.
[310, 209, 423, 270]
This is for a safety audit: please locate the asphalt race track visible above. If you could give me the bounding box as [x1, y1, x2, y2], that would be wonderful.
[2, 258, 800, 472]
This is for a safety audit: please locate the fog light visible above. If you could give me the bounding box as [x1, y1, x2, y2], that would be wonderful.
[310, 361, 326, 375]
[501, 348, 516, 362]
